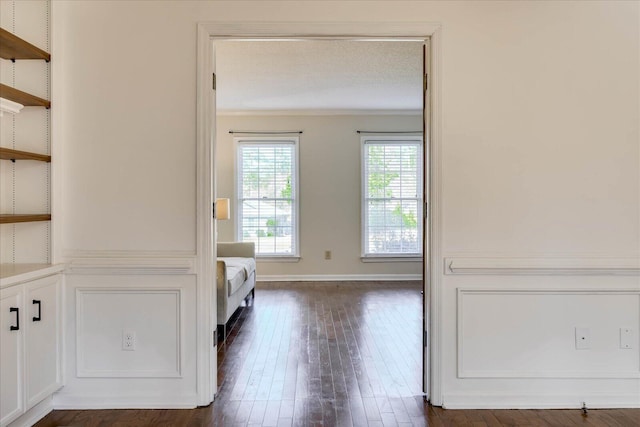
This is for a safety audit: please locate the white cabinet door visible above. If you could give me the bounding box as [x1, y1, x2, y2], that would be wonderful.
[0, 286, 24, 427]
[25, 275, 62, 408]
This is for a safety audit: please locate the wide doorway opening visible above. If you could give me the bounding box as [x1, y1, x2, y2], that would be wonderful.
[201, 34, 434, 412]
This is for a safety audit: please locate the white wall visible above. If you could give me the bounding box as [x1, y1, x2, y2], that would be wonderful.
[52, 0, 639, 409]
[216, 114, 423, 279]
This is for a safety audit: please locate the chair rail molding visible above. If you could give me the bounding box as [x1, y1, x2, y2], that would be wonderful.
[445, 257, 640, 276]
[64, 250, 196, 275]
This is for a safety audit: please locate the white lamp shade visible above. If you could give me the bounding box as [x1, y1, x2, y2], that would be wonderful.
[216, 198, 230, 220]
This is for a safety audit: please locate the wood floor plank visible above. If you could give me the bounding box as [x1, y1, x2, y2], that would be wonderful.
[35, 281, 640, 427]
[234, 400, 254, 425]
[276, 418, 292, 427]
[277, 399, 294, 420]
[335, 399, 354, 427]
[381, 411, 399, 426]
[389, 397, 412, 423]
[350, 397, 370, 427]
[292, 398, 306, 425]
[363, 397, 383, 421]
[248, 400, 268, 425]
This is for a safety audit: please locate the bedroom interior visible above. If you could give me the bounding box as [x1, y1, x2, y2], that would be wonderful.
[0, 1, 638, 426]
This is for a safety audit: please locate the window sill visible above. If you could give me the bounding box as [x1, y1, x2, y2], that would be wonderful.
[257, 256, 301, 263]
[361, 256, 422, 263]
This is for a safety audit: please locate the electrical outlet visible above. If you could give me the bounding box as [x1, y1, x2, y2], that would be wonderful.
[575, 327, 590, 350]
[122, 329, 136, 351]
[620, 328, 633, 349]
[324, 250, 332, 260]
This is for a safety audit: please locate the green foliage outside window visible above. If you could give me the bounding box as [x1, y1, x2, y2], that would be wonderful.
[392, 205, 417, 228]
[280, 176, 292, 201]
[367, 146, 399, 198]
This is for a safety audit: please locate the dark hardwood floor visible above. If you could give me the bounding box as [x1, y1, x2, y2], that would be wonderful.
[36, 281, 640, 426]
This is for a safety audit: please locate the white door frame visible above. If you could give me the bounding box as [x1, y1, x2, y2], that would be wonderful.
[195, 21, 443, 406]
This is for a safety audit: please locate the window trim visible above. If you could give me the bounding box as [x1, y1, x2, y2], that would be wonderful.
[235, 136, 300, 258]
[361, 135, 424, 259]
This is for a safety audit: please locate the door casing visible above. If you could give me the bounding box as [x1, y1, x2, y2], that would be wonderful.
[195, 21, 443, 406]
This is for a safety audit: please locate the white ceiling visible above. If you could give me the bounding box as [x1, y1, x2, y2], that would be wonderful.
[215, 40, 423, 113]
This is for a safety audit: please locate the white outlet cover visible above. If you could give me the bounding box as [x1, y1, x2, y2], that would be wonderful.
[620, 328, 633, 349]
[122, 329, 136, 351]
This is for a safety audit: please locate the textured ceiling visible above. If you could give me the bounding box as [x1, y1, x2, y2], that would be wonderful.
[215, 40, 423, 112]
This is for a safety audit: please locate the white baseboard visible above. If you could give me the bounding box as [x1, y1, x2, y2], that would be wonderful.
[7, 397, 53, 427]
[257, 274, 422, 282]
[52, 393, 198, 410]
[442, 392, 640, 409]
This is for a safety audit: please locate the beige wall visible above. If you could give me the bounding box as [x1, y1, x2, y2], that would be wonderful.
[54, 0, 639, 258]
[216, 114, 423, 277]
[52, 0, 640, 408]
[440, 3, 639, 256]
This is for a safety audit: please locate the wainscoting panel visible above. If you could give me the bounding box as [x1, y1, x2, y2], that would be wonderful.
[457, 289, 640, 379]
[76, 288, 182, 378]
[55, 274, 197, 409]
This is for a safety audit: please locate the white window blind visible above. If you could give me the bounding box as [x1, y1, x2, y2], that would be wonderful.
[236, 137, 299, 257]
[362, 137, 423, 257]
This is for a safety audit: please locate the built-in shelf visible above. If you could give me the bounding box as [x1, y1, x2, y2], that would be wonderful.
[0, 147, 50, 162]
[0, 26, 53, 283]
[0, 83, 50, 108]
[0, 214, 51, 224]
[0, 28, 50, 62]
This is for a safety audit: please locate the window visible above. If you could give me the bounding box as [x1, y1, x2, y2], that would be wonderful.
[236, 137, 299, 257]
[362, 137, 423, 258]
